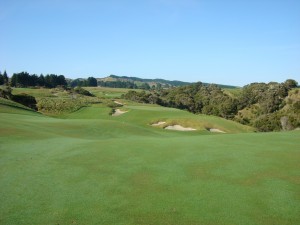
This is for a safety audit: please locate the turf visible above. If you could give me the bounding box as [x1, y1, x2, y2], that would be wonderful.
[0, 99, 299, 225]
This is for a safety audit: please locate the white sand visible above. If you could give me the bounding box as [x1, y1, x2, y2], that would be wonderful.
[112, 109, 127, 116]
[151, 121, 166, 126]
[209, 128, 226, 133]
[114, 100, 123, 105]
[164, 125, 196, 131]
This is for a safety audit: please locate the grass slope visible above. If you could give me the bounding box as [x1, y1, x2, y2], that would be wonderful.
[0, 97, 38, 115]
[0, 102, 299, 225]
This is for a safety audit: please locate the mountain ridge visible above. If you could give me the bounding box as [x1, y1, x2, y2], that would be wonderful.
[97, 74, 239, 89]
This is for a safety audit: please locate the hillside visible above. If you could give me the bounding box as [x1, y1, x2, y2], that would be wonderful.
[97, 75, 238, 89]
[123, 81, 300, 132]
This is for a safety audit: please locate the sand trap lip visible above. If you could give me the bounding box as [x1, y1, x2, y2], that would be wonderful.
[151, 121, 166, 126]
[208, 128, 226, 133]
[112, 109, 127, 116]
[114, 100, 123, 105]
[164, 125, 196, 131]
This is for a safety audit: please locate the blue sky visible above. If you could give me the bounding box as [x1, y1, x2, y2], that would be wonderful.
[1, 0, 299, 86]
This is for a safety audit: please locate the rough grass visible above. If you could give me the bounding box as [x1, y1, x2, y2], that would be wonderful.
[0, 98, 299, 225]
[223, 87, 242, 98]
[84, 87, 133, 98]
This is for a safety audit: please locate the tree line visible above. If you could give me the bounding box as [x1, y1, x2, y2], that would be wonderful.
[97, 80, 152, 90]
[70, 77, 97, 87]
[10, 72, 67, 88]
[2, 71, 156, 90]
[0, 71, 9, 85]
[122, 79, 299, 131]
[98, 80, 138, 89]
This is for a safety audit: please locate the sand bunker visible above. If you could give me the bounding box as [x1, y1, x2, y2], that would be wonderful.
[151, 121, 166, 126]
[114, 100, 123, 105]
[112, 109, 127, 116]
[208, 128, 226, 133]
[165, 125, 196, 131]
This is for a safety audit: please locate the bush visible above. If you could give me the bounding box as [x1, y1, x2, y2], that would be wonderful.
[253, 114, 281, 132]
[73, 87, 94, 96]
[11, 93, 37, 110]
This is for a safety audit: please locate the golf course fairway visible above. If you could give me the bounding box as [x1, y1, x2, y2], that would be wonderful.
[1, 102, 299, 225]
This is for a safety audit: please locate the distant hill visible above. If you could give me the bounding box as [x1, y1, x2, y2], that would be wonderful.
[97, 75, 238, 89]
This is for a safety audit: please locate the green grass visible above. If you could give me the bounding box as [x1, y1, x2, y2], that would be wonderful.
[11, 87, 60, 98]
[0, 95, 300, 224]
[84, 87, 133, 98]
[0, 97, 38, 115]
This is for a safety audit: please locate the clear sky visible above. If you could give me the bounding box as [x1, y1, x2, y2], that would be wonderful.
[1, 0, 299, 86]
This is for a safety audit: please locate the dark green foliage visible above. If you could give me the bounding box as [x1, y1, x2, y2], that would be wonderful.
[71, 77, 98, 87]
[123, 80, 299, 131]
[11, 72, 67, 88]
[0, 71, 4, 85]
[283, 79, 298, 89]
[44, 74, 67, 88]
[238, 81, 293, 112]
[124, 82, 238, 119]
[87, 77, 97, 87]
[253, 114, 281, 132]
[73, 87, 94, 96]
[0, 86, 13, 99]
[98, 80, 138, 89]
[70, 78, 86, 87]
[37, 74, 45, 86]
[11, 93, 37, 110]
[108, 74, 192, 86]
[139, 82, 151, 90]
[2, 70, 9, 84]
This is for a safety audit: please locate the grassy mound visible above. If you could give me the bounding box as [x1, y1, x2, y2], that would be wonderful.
[0, 97, 38, 115]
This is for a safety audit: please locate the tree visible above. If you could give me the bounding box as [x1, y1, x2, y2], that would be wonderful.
[87, 77, 97, 87]
[156, 83, 162, 90]
[3, 70, 9, 84]
[57, 75, 67, 86]
[140, 82, 150, 90]
[10, 74, 17, 87]
[283, 79, 298, 90]
[0, 71, 4, 85]
[37, 74, 45, 86]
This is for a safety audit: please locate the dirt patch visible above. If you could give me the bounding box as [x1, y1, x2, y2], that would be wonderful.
[164, 125, 196, 131]
[112, 109, 127, 116]
[208, 128, 226, 133]
[151, 121, 166, 126]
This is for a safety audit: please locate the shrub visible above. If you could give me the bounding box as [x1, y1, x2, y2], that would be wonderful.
[11, 93, 37, 110]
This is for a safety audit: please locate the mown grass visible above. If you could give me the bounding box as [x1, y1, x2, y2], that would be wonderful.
[0, 92, 299, 225]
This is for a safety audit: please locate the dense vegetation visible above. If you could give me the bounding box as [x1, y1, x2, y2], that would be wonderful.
[0, 71, 9, 85]
[123, 80, 299, 131]
[10, 72, 67, 88]
[70, 77, 98, 87]
[98, 80, 138, 89]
